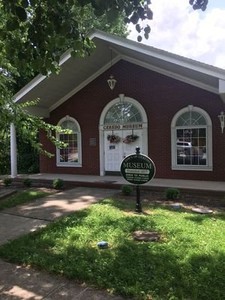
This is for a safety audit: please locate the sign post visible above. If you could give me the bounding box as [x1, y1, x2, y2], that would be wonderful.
[120, 147, 156, 212]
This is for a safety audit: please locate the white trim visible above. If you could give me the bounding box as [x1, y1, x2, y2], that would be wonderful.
[13, 74, 46, 103]
[14, 30, 225, 107]
[50, 55, 121, 112]
[10, 123, 17, 178]
[56, 116, 82, 167]
[171, 105, 212, 171]
[51, 52, 218, 112]
[91, 30, 225, 79]
[99, 96, 148, 175]
[123, 55, 218, 94]
[13, 50, 72, 103]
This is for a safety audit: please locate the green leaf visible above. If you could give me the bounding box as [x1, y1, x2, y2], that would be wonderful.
[21, 0, 29, 8]
[137, 35, 142, 42]
[136, 24, 141, 33]
[106, 8, 119, 23]
[15, 6, 27, 22]
[144, 24, 151, 34]
[6, 18, 19, 31]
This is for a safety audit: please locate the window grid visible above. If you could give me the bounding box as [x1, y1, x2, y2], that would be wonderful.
[176, 127, 207, 166]
[57, 118, 80, 166]
[104, 102, 142, 124]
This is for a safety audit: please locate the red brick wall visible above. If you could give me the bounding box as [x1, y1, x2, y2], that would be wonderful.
[40, 60, 225, 181]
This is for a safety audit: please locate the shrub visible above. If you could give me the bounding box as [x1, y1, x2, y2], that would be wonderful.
[3, 177, 13, 187]
[23, 178, 32, 187]
[165, 188, 180, 200]
[52, 178, 64, 190]
[121, 184, 133, 196]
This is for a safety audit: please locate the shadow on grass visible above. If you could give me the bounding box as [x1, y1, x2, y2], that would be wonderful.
[0, 200, 225, 300]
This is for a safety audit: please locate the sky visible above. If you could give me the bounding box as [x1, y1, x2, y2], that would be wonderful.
[128, 0, 225, 69]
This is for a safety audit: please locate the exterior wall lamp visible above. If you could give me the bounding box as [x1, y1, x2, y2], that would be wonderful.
[107, 75, 117, 90]
[218, 111, 225, 133]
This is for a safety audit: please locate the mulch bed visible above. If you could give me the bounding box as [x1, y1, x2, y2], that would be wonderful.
[115, 190, 225, 211]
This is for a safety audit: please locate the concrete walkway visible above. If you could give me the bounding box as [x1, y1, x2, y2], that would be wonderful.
[23, 173, 225, 193]
[0, 187, 126, 300]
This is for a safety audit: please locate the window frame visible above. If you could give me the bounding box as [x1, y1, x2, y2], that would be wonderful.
[171, 105, 212, 171]
[56, 116, 82, 167]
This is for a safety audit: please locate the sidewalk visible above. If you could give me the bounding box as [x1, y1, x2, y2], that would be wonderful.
[0, 187, 126, 300]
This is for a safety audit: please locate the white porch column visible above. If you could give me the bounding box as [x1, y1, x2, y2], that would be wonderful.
[10, 123, 17, 178]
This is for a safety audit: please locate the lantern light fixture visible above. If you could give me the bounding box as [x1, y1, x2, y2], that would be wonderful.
[107, 48, 117, 90]
[107, 75, 117, 90]
[218, 111, 225, 133]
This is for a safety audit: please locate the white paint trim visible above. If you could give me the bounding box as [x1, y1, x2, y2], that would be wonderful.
[13, 74, 46, 103]
[50, 52, 218, 113]
[10, 123, 17, 178]
[14, 30, 225, 107]
[56, 116, 82, 167]
[171, 105, 213, 171]
[13, 50, 72, 103]
[123, 55, 218, 94]
[91, 30, 225, 79]
[50, 55, 121, 112]
[99, 96, 148, 176]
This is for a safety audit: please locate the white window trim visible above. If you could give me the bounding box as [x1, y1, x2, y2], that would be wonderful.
[99, 96, 148, 176]
[56, 116, 82, 167]
[171, 105, 212, 171]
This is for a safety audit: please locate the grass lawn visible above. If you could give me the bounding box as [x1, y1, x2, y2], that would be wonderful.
[0, 197, 225, 300]
[0, 189, 53, 211]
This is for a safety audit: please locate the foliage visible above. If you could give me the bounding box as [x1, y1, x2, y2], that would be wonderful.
[3, 177, 12, 187]
[0, 0, 128, 80]
[0, 135, 10, 175]
[0, 0, 128, 171]
[0, 198, 224, 300]
[123, 134, 139, 144]
[52, 178, 64, 190]
[165, 188, 180, 200]
[0, 189, 53, 210]
[121, 184, 133, 195]
[23, 178, 32, 187]
[107, 134, 121, 144]
[0, 0, 206, 78]
[0, 0, 209, 173]
[190, 0, 208, 11]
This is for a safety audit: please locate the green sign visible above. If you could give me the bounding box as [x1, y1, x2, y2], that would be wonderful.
[120, 153, 156, 185]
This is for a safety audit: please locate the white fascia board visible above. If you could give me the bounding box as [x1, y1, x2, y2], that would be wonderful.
[13, 50, 72, 103]
[13, 74, 46, 102]
[219, 79, 225, 104]
[219, 79, 225, 93]
[91, 30, 225, 80]
[123, 55, 218, 94]
[50, 54, 121, 112]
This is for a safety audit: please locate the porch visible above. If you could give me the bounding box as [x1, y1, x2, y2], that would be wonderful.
[13, 173, 225, 196]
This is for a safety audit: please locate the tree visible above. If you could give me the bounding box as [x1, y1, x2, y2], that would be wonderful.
[0, 0, 209, 174]
[0, 0, 129, 174]
[0, 0, 208, 78]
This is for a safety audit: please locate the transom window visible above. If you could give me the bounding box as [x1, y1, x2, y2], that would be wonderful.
[171, 106, 212, 170]
[56, 117, 81, 167]
[104, 101, 142, 124]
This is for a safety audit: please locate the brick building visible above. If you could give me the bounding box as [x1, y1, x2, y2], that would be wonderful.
[13, 30, 225, 181]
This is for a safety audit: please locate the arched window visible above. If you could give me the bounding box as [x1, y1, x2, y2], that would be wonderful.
[104, 101, 143, 125]
[56, 116, 82, 167]
[171, 105, 212, 170]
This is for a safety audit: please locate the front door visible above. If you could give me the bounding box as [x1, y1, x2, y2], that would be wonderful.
[104, 129, 143, 172]
[99, 96, 148, 175]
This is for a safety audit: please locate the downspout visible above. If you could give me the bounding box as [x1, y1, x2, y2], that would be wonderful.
[10, 123, 17, 178]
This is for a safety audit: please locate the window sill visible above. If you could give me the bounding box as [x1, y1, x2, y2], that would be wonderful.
[172, 166, 212, 171]
[57, 163, 82, 168]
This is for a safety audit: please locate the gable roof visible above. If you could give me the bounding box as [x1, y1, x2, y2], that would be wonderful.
[14, 29, 225, 117]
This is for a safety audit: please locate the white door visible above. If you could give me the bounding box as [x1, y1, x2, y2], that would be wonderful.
[104, 129, 143, 172]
